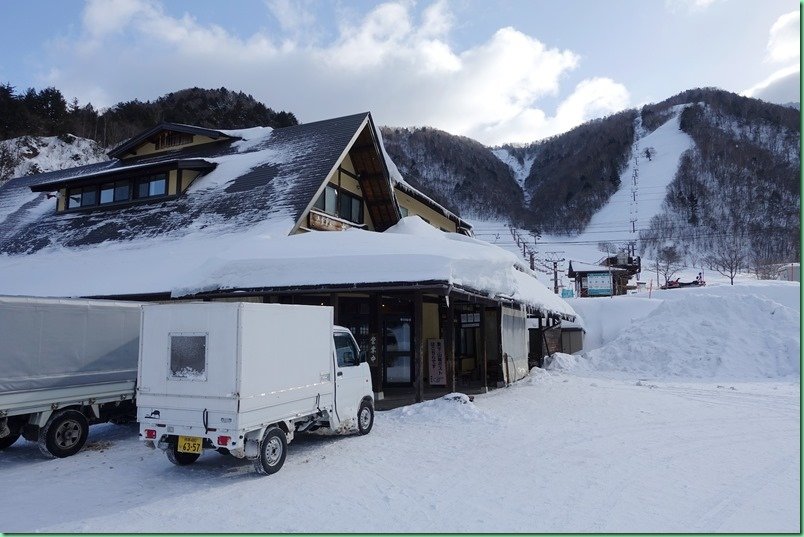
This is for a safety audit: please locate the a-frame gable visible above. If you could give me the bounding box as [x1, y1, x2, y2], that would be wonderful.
[291, 113, 400, 235]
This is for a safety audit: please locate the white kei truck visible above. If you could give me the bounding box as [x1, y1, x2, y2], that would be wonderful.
[137, 302, 375, 475]
[0, 295, 141, 458]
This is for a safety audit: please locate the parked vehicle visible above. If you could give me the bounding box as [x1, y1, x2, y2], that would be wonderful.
[0, 296, 141, 457]
[137, 302, 374, 475]
[660, 278, 706, 290]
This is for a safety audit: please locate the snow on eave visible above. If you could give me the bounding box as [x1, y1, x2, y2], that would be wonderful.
[171, 216, 574, 319]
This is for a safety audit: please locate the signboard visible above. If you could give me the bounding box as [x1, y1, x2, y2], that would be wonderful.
[367, 333, 379, 366]
[560, 289, 574, 298]
[308, 210, 352, 232]
[586, 272, 612, 296]
[427, 339, 446, 386]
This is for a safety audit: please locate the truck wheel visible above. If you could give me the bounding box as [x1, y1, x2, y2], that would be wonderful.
[357, 400, 374, 435]
[166, 443, 201, 466]
[38, 409, 89, 458]
[0, 432, 20, 450]
[254, 427, 287, 475]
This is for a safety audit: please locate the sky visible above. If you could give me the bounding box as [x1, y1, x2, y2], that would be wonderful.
[0, 0, 799, 146]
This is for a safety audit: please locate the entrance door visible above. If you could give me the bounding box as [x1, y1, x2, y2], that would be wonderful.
[383, 315, 413, 385]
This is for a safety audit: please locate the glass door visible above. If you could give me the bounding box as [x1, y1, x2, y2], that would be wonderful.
[383, 315, 413, 385]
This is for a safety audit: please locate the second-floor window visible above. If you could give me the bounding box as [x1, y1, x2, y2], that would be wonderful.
[65, 173, 168, 210]
[136, 175, 167, 198]
[313, 184, 364, 225]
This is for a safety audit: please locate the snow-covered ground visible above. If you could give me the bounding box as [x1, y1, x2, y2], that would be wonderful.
[1, 280, 798, 533]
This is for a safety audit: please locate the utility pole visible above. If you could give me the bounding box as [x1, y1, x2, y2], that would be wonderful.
[545, 251, 566, 295]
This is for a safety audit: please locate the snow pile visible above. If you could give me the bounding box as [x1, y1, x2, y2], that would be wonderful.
[385, 393, 496, 425]
[571, 293, 800, 380]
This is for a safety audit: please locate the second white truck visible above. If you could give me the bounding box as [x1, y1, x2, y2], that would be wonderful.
[137, 302, 374, 475]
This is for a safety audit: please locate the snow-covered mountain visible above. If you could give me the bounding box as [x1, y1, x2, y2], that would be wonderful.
[382, 88, 800, 266]
[0, 134, 107, 185]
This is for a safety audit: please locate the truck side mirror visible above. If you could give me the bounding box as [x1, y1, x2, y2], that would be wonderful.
[359, 350, 367, 364]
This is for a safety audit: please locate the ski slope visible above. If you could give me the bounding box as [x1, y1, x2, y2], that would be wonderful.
[479, 107, 698, 288]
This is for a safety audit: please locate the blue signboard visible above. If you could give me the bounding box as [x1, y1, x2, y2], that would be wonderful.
[586, 272, 612, 296]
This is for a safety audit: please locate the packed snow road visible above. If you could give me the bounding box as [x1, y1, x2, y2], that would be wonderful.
[1, 374, 798, 533]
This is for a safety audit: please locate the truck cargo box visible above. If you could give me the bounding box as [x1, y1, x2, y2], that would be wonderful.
[0, 296, 141, 394]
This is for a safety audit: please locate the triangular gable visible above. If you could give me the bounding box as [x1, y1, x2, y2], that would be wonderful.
[291, 112, 400, 234]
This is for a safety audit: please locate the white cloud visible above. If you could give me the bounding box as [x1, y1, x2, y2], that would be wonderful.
[742, 64, 800, 104]
[766, 10, 799, 64]
[44, 0, 629, 145]
[741, 10, 801, 105]
[475, 78, 631, 145]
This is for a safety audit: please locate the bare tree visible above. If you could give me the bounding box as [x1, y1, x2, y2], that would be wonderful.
[705, 236, 747, 285]
[657, 244, 684, 284]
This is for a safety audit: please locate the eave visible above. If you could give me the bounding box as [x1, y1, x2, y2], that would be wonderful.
[107, 122, 237, 159]
[30, 159, 217, 192]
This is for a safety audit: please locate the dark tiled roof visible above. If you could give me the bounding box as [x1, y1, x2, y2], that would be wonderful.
[0, 113, 372, 255]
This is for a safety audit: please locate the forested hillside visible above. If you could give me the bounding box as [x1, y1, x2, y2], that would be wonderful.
[380, 126, 524, 220]
[638, 89, 800, 269]
[0, 85, 297, 150]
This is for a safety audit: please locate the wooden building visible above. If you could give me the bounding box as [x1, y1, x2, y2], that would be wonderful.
[0, 113, 575, 408]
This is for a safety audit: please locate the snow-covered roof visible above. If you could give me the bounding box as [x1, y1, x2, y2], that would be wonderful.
[0, 112, 575, 319]
[568, 260, 628, 274]
[0, 113, 375, 254]
[0, 215, 576, 319]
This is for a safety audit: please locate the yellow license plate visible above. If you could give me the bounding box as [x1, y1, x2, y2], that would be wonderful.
[177, 435, 203, 454]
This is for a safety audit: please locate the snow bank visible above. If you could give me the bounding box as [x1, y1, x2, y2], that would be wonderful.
[568, 296, 662, 350]
[385, 393, 497, 425]
[568, 293, 800, 380]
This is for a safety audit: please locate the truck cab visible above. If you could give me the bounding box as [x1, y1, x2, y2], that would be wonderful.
[333, 326, 373, 433]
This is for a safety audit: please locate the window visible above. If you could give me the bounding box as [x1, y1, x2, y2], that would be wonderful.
[100, 181, 131, 204]
[155, 131, 193, 150]
[169, 334, 207, 380]
[67, 186, 99, 209]
[62, 173, 169, 212]
[136, 175, 167, 198]
[313, 185, 364, 225]
[334, 333, 360, 367]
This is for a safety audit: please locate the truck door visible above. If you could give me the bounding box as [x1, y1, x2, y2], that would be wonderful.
[333, 331, 365, 424]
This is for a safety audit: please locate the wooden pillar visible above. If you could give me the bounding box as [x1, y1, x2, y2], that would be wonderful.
[479, 305, 488, 392]
[414, 291, 424, 403]
[370, 293, 383, 396]
[444, 293, 456, 393]
[330, 293, 339, 325]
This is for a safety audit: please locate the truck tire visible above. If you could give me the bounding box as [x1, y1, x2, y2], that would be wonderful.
[0, 432, 20, 450]
[166, 443, 201, 466]
[38, 409, 89, 458]
[357, 400, 374, 435]
[254, 427, 287, 475]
